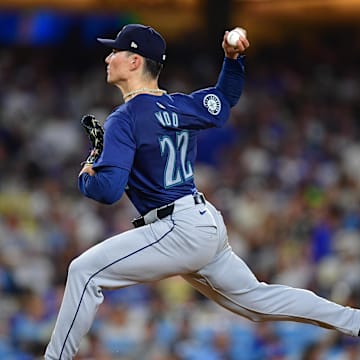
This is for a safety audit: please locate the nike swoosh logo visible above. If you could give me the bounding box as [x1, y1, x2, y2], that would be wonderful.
[199, 210, 207, 215]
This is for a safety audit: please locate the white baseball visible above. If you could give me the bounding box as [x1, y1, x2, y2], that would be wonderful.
[227, 28, 246, 47]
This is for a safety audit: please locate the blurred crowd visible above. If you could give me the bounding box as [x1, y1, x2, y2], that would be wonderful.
[1, 27, 360, 359]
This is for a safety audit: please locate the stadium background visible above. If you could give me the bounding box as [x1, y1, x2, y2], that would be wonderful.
[1, 0, 360, 359]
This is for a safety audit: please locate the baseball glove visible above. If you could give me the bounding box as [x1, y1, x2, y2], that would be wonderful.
[81, 114, 104, 165]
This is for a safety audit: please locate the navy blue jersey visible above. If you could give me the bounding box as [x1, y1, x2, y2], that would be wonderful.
[92, 88, 230, 214]
[79, 56, 245, 213]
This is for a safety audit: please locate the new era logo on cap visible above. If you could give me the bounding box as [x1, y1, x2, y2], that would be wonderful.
[97, 24, 167, 64]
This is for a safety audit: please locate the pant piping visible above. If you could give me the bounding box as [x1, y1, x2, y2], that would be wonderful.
[58, 221, 175, 359]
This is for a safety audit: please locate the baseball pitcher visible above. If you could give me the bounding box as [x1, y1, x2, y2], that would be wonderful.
[44, 24, 360, 359]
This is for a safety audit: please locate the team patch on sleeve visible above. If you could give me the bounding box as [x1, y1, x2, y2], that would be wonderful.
[203, 93, 221, 115]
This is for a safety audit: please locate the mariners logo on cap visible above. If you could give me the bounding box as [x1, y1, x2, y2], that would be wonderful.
[203, 94, 221, 115]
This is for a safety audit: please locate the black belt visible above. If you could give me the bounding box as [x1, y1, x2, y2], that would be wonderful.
[132, 193, 205, 228]
[193, 192, 205, 205]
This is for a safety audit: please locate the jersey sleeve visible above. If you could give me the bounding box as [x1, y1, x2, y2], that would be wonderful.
[78, 166, 129, 205]
[215, 56, 245, 107]
[92, 109, 136, 171]
[170, 87, 231, 130]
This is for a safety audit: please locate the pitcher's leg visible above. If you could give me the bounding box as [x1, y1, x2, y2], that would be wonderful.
[45, 231, 144, 359]
[183, 247, 360, 336]
[45, 223, 176, 360]
[45, 260, 104, 360]
[45, 212, 220, 360]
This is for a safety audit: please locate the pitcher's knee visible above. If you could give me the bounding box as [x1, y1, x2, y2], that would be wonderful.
[68, 255, 90, 279]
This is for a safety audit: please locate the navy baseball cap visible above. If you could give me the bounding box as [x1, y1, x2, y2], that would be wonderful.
[97, 24, 166, 64]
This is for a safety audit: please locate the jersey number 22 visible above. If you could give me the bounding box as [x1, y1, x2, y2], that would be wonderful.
[159, 131, 193, 188]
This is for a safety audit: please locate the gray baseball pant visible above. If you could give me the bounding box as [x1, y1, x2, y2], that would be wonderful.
[45, 195, 360, 359]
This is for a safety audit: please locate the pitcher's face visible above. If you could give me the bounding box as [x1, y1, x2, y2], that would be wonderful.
[105, 50, 133, 85]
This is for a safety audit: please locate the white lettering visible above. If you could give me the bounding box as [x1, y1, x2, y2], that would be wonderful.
[172, 112, 179, 127]
[163, 111, 171, 125]
[155, 111, 165, 126]
[155, 111, 179, 128]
